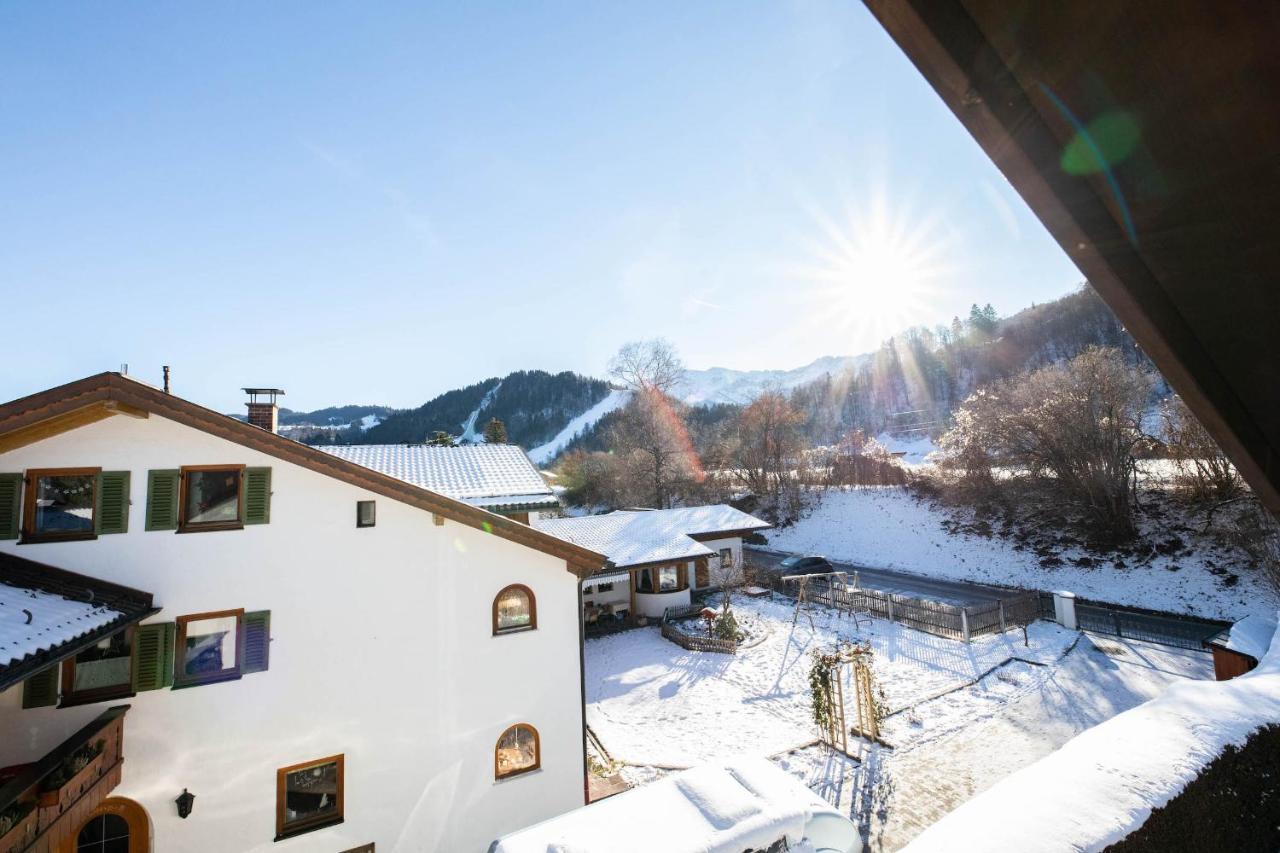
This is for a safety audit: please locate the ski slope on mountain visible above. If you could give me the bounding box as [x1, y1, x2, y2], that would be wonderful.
[458, 381, 502, 442]
[528, 389, 631, 464]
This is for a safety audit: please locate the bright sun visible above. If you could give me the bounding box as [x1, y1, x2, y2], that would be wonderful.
[796, 192, 952, 345]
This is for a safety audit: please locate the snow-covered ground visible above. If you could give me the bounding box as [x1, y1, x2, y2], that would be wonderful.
[528, 389, 631, 464]
[763, 487, 1278, 621]
[586, 595, 1212, 850]
[586, 596, 1078, 767]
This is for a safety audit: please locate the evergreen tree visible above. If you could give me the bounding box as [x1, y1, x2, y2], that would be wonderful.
[426, 431, 456, 447]
[483, 417, 509, 444]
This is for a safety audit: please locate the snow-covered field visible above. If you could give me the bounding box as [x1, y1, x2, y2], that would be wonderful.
[764, 487, 1277, 620]
[586, 595, 1214, 850]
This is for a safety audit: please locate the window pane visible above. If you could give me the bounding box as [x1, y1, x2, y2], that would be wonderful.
[284, 761, 339, 828]
[35, 474, 94, 533]
[496, 726, 537, 776]
[357, 500, 375, 527]
[73, 633, 132, 692]
[183, 615, 238, 678]
[186, 470, 241, 525]
[496, 587, 531, 631]
[658, 567, 679, 591]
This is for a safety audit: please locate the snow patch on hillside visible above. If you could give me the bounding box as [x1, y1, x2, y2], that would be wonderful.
[458, 381, 502, 443]
[875, 432, 937, 464]
[764, 487, 1278, 620]
[529, 389, 631, 464]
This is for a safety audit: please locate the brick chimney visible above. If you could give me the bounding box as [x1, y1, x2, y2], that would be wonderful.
[243, 388, 285, 433]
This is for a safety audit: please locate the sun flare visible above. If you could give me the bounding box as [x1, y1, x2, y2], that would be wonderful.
[795, 192, 953, 346]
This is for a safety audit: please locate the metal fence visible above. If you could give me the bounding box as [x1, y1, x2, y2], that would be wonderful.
[1071, 599, 1228, 651]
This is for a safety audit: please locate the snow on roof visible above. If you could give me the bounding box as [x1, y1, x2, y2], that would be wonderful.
[491, 758, 855, 853]
[1, 581, 124, 669]
[1207, 613, 1278, 661]
[536, 512, 714, 567]
[535, 505, 768, 569]
[903, 611, 1280, 853]
[313, 444, 559, 508]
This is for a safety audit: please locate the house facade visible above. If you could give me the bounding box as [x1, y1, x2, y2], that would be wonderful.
[0, 373, 605, 853]
[534, 507, 771, 626]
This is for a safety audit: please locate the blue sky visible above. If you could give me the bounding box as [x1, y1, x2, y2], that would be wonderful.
[1, 2, 1083, 411]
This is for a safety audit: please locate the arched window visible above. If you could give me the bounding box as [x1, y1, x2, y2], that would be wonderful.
[493, 584, 536, 635]
[495, 723, 540, 779]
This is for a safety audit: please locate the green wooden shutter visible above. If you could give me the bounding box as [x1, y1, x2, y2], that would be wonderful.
[243, 610, 271, 673]
[242, 467, 271, 525]
[132, 622, 175, 691]
[22, 665, 60, 708]
[0, 473, 20, 540]
[95, 471, 131, 535]
[145, 469, 179, 531]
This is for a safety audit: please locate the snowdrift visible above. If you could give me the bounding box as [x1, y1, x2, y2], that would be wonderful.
[903, 615, 1280, 852]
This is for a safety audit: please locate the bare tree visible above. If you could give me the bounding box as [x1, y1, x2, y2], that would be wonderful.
[610, 388, 699, 508]
[730, 390, 808, 521]
[938, 347, 1152, 542]
[1161, 395, 1243, 505]
[608, 338, 686, 395]
[708, 549, 746, 616]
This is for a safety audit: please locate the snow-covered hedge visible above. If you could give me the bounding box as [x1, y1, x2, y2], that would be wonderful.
[902, 614, 1280, 852]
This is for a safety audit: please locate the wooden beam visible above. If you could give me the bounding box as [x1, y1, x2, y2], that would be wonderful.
[103, 400, 149, 419]
[0, 403, 116, 454]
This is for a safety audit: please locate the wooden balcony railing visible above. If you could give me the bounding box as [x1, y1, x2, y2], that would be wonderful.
[0, 706, 128, 853]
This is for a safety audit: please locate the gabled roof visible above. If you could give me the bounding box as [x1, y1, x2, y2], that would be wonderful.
[0, 552, 158, 690]
[534, 505, 770, 571]
[0, 373, 605, 575]
[314, 444, 559, 511]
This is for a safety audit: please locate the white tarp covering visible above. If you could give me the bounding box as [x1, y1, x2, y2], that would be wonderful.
[490, 758, 857, 853]
[583, 572, 630, 589]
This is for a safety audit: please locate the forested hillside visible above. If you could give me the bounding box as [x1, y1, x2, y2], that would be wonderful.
[356, 370, 611, 448]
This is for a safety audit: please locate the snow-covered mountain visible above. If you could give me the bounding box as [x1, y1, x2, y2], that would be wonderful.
[675, 355, 867, 404]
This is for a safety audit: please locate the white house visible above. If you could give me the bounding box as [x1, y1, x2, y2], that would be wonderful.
[533, 506, 771, 625]
[0, 373, 606, 853]
[314, 443, 560, 523]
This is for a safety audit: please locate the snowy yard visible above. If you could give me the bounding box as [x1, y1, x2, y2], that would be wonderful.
[764, 486, 1278, 620]
[586, 595, 1213, 850]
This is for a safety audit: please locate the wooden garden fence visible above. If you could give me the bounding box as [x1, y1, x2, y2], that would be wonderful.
[770, 576, 1040, 643]
[660, 604, 738, 654]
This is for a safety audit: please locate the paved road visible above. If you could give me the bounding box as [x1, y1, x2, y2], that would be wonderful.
[746, 547, 1014, 607]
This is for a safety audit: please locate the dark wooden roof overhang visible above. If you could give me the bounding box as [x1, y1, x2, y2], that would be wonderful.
[0, 552, 159, 691]
[0, 373, 607, 577]
[688, 526, 771, 543]
[863, 1, 1280, 515]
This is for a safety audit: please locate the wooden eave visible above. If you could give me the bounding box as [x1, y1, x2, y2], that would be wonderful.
[863, 1, 1280, 515]
[0, 374, 607, 576]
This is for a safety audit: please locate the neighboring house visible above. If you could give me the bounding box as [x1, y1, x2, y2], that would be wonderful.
[314, 443, 559, 523]
[1205, 614, 1278, 681]
[534, 506, 770, 626]
[0, 373, 605, 853]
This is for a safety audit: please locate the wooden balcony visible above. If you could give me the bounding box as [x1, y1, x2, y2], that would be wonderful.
[0, 707, 128, 853]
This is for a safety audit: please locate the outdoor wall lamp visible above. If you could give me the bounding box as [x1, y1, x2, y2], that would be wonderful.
[175, 788, 195, 819]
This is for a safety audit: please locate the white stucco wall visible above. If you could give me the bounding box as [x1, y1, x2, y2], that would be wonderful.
[0, 413, 586, 852]
[633, 589, 690, 619]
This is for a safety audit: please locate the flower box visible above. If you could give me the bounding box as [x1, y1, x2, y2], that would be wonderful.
[37, 747, 104, 811]
[0, 805, 37, 853]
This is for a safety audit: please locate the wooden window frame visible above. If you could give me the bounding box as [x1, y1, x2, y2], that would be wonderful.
[494, 724, 540, 780]
[59, 626, 137, 708]
[173, 608, 245, 688]
[355, 500, 376, 528]
[276, 753, 345, 841]
[20, 467, 101, 544]
[178, 464, 245, 533]
[492, 584, 537, 636]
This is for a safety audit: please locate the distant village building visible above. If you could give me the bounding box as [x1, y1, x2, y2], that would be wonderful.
[0, 373, 606, 853]
[534, 506, 771, 626]
[314, 443, 560, 524]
